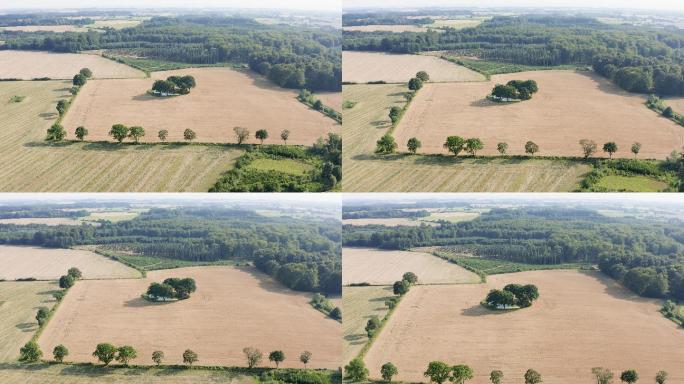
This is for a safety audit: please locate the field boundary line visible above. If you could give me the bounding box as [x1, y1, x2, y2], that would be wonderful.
[355, 290, 406, 362]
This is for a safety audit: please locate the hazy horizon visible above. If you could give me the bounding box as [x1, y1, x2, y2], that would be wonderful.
[0, 0, 341, 12]
[344, 0, 684, 12]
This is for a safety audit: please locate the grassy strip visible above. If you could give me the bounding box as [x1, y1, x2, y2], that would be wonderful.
[441, 55, 584, 79]
[355, 293, 404, 361]
[309, 295, 342, 323]
[645, 95, 684, 128]
[29, 284, 70, 344]
[660, 300, 684, 327]
[297, 91, 342, 123]
[579, 158, 677, 192]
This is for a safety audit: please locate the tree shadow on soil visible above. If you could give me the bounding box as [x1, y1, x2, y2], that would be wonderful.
[24, 141, 75, 148]
[39, 112, 58, 120]
[123, 297, 176, 308]
[59, 364, 114, 377]
[469, 98, 501, 108]
[15, 322, 37, 332]
[0, 362, 51, 372]
[461, 304, 514, 317]
[344, 333, 366, 345]
[577, 270, 661, 305]
[238, 266, 302, 296]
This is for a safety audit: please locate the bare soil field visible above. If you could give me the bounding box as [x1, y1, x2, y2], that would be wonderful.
[342, 84, 591, 192]
[342, 286, 394, 363]
[342, 218, 436, 226]
[0, 245, 140, 280]
[0, 80, 243, 192]
[0, 281, 58, 362]
[62, 67, 339, 144]
[342, 51, 485, 83]
[0, 51, 144, 79]
[343, 247, 480, 286]
[664, 97, 684, 115]
[395, 70, 684, 158]
[38, 266, 340, 368]
[315, 91, 343, 111]
[364, 270, 684, 383]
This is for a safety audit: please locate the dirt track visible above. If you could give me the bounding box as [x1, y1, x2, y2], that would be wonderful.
[364, 270, 684, 383]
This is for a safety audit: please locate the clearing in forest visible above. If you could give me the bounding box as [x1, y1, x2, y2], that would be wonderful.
[364, 270, 684, 384]
[342, 247, 480, 285]
[342, 218, 437, 226]
[0, 245, 141, 280]
[394, 70, 684, 159]
[342, 51, 485, 83]
[0, 281, 58, 362]
[38, 266, 340, 368]
[342, 84, 591, 192]
[62, 67, 339, 144]
[0, 51, 145, 79]
[342, 286, 394, 363]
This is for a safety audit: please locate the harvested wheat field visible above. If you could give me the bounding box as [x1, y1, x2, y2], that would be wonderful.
[62, 67, 339, 144]
[364, 270, 684, 383]
[0, 245, 140, 280]
[0, 281, 58, 362]
[395, 70, 684, 159]
[38, 266, 340, 368]
[315, 91, 343, 111]
[343, 218, 437, 226]
[0, 217, 85, 226]
[342, 51, 485, 83]
[0, 51, 144, 79]
[0, 80, 242, 191]
[342, 84, 591, 192]
[343, 25, 429, 33]
[343, 247, 480, 285]
[342, 286, 394, 363]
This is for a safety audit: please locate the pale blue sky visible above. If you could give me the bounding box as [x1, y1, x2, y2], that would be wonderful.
[344, 0, 684, 11]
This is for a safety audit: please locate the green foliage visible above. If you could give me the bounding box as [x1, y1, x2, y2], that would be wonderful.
[116, 345, 138, 366]
[524, 369, 542, 384]
[603, 142, 618, 158]
[524, 141, 539, 156]
[579, 139, 597, 159]
[72, 73, 87, 87]
[424, 361, 451, 384]
[329, 307, 342, 320]
[444, 136, 466, 157]
[365, 315, 381, 337]
[59, 274, 75, 289]
[79, 68, 93, 78]
[8, 95, 25, 103]
[46, 123, 66, 142]
[490, 370, 503, 384]
[345, 358, 369, 382]
[416, 71, 430, 82]
[36, 306, 50, 326]
[591, 367, 614, 384]
[496, 142, 508, 155]
[109, 124, 129, 143]
[255, 129, 269, 144]
[183, 128, 196, 141]
[381, 362, 398, 382]
[376, 134, 398, 154]
[392, 279, 410, 296]
[465, 138, 484, 156]
[402, 272, 418, 284]
[408, 77, 423, 91]
[407, 137, 421, 154]
[67, 267, 82, 279]
[183, 349, 199, 365]
[52, 345, 69, 363]
[580, 158, 676, 192]
[620, 370, 639, 384]
[158, 129, 169, 141]
[92, 343, 117, 366]
[656, 370, 668, 384]
[261, 368, 336, 384]
[243, 347, 262, 368]
[75, 126, 88, 141]
[52, 290, 65, 301]
[56, 99, 69, 116]
[268, 350, 285, 368]
[299, 351, 312, 368]
[280, 129, 290, 144]
[152, 350, 165, 366]
[343, 100, 358, 109]
[389, 106, 403, 125]
[451, 364, 474, 384]
[128, 126, 146, 143]
[19, 341, 42, 362]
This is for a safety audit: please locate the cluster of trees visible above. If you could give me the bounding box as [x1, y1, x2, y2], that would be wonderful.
[579, 139, 642, 159]
[343, 12, 435, 27]
[343, 209, 430, 220]
[485, 284, 539, 309]
[297, 89, 341, 122]
[1, 16, 341, 92]
[45, 68, 92, 142]
[408, 71, 429, 91]
[343, 207, 684, 300]
[377, 134, 545, 157]
[490, 80, 538, 101]
[145, 277, 197, 301]
[343, 15, 684, 96]
[365, 272, 416, 339]
[0, 13, 95, 27]
[311, 293, 341, 320]
[151, 75, 196, 96]
[107, 123, 197, 144]
[59, 267, 82, 289]
[0, 207, 87, 219]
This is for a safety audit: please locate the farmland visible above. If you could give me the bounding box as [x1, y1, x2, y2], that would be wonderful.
[342, 286, 394, 363]
[62, 67, 340, 144]
[342, 84, 591, 192]
[0, 245, 141, 280]
[394, 70, 684, 158]
[38, 266, 340, 368]
[342, 247, 480, 285]
[0, 51, 145, 79]
[315, 92, 343, 111]
[342, 51, 485, 83]
[0, 281, 58, 362]
[364, 270, 684, 383]
[343, 218, 436, 226]
[343, 24, 429, 32]
[0, 80, 242, 191]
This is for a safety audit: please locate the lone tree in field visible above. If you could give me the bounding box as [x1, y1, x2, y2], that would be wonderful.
[243, 347, 262, 368]
[281, 129, 290, 144]
[485, 289, 516, 309]
[408, 77, 423, 91]
[330, 307, 342, 320]
[158, 129, 168, 142]
[381, 362, 399, 382]
[631, 142, 642, 158]
[268, 350, 285, 368]
[663, 106, 674, 118]
[56, 99, 69, 116]
[407, 137, 422, 154]
[314, 99, 324, 111]
[92, 343, 117, 366]
[579, 139, 597, 159]
[115, 345, 137, 366]
[152, 350, 164, 366]
[53, 291, 65, 302]
[109, 124, 129, 143]
[452, 364, 474, 384]
[36, 306, 49, 326]
[592, 367, 614, 384]
[656, 371, 668, 384]
[345, 358, 369, 382]
[73, 73, 87, 87]
[19, 341, 42, 362]
[603, 142, 618, 158]
[389, 106, 402, 124]
[79, 68, 93, 78]
[46, 123, 66, 142]
[365, 315, 381, 337]
[620, 370, 638, 384]
[299, 351, 312, 368]
[416, 71, 430, 82]
[524, 369, 542, 384]
[59, 274, 75, 289]
[497, 142, 508, 155]
[403, 272, 418, 285]
[152, 80, 176, 95]
[67, 267, 82, 279]
[424, 361, 451, 384]
[53, 345, 69, 363]
[184, 129, 196, 142]
[465, 138, 484, 156]
[490, 370, 503, 384]
[183, 349, 198, 365]
[444, 136, 466, 157]
[234, 127, 250, 144]
[525, 141, 539, 156]
[128, 126, 145, 144]
[255, 129, 269, 144]
[393, 279, 410, 295]
[376, 133, 398, 154]
[491, 84, 517, 100]
[75, 126, 88, 141]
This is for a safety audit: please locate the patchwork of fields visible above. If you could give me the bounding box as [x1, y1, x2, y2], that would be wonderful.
[364, 270, 684, 383]
[0, 51, 145, 79]
[38, 266, 340, 368]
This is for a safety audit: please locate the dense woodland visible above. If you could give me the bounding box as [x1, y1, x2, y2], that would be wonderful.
[0, 207, 341, 295]
[343, 15, 684, 96]
[343, 208, 429, 220]
[0, 14, 95, 27]
[0, 206, 88, 219]
[344, 207, 684, 300]
[343, 13, 434, 27]
[0, 15, 341, 91]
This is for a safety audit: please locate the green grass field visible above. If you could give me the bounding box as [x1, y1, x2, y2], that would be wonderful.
[248, 158, 314, 176]
[595, 175, 668, 192]
[342, 286, 394, 364]
[445, 57, 582, 76]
